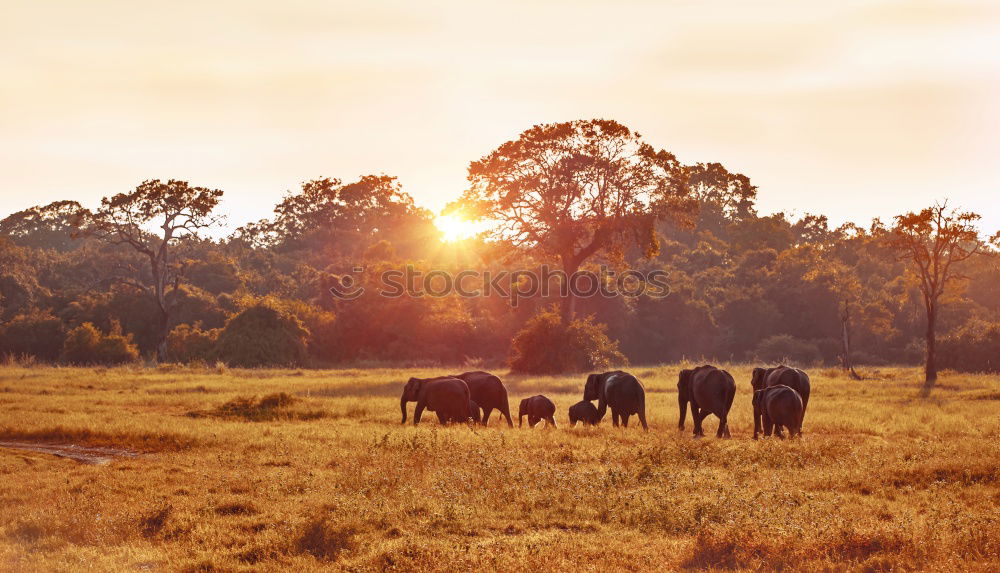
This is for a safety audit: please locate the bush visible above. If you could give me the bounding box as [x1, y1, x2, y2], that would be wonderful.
[510, 307, 627, 374]
[216, 304, 309, 367]
[753, 334, 822, 366]
[60, 321, 139, 365]
[203, 392, 324, 422]
[939, 319, 1000, 373]
[166, 324, 220, 363]
[0, 310, 66, 361]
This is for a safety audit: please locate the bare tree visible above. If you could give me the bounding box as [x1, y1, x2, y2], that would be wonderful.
[882, 202, 993, 388]
[80, 180, 224, 361]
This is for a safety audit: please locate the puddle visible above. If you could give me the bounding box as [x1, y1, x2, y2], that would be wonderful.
[0, 441, 141, 465]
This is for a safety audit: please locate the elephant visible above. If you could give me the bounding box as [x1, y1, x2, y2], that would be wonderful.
[518, 395, 557, 428]
[751, 365, 810, 439]
[752, 384, 803, 439]
[584, 371, 648, 430]
[468, 400, 481, 424]
[568, 400, 599, 426]
[677, 365, 736, 438]
[452, 371, 513, 427]
[400, 376, 471, 425]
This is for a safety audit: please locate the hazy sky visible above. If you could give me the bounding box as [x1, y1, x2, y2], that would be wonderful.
[2, 0, 998, 235]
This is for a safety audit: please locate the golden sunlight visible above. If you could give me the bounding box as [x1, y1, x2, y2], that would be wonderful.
[435, 213, 480, 242]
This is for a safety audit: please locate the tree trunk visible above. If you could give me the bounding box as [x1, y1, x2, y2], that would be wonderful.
[924, 304, 937, 389]
[151, 252, 171, 363]
[560, 256, 579, 323]
[841, 300, 861, 380]
[156, 307, 170, 362]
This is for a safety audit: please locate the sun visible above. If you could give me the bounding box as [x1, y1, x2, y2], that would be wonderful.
[435, 213, 480, 242]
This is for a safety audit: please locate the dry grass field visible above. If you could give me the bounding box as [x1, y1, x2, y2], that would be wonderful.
[0, 364, 997, 572]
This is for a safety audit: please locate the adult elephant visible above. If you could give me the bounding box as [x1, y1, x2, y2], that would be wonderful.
[400, 376, 471, 425]
[584, 371, 648, 430]
[678, 365, 736, 438]
[751, 365, 810, 439]
[452, 371, 513, 427]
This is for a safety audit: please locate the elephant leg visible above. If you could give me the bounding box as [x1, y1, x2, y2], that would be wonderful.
[722, 418, 731, 439]
[436, 411, 448, 424]
[611, 410, 620, 427]
[753, 404, 761, 440]
[413, 403, 426, 425]
[546, 416, 557, 429]
[775, 425, 786, 439]
[622, 414, 630, 428]
[529, 415, 540, 428]
[693, 408, 707, 437]
[482, 407, 493, 427]
[637, 409, 648, 431]
[716, 415, 726, 439]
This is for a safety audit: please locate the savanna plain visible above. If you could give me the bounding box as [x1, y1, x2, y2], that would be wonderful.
[0, 364, 997, 572]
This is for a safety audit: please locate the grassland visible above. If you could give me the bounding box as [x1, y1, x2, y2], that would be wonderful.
[0, 364, 997, 572]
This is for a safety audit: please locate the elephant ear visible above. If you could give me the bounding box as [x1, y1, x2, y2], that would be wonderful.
[751, 368, 765, 390]
[403, 377, 422, 399]
[678, 369, 691, 389]
[584, 374, 598, 400]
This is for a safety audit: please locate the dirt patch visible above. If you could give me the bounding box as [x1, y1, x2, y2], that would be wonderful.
[0, 440, 141, 465]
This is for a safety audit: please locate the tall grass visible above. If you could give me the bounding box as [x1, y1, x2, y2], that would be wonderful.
[0, 364, 996, 571]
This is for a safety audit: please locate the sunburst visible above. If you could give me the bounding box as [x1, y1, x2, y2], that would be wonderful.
[435, 213, 481, 242]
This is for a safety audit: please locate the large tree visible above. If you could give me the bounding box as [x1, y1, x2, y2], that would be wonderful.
[0, 200, 83, 251]
[882, 202, 994, 388]
[234, 175, 432, 257]
[81, 179, 224, 361]
[460, 119, 698, 319]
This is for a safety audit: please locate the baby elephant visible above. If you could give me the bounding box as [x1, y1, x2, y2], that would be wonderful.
[752, 384, 803, 439]
[519, 395, 557, 428]
[568, 400, 599, 426]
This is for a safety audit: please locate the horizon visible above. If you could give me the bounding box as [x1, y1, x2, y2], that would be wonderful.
[2, 0, 999, 236]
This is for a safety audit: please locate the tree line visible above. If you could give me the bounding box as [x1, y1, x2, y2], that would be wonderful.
[1, 119, 997, 388]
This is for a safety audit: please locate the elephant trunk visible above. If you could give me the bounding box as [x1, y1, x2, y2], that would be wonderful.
[678, 394, 687, 430]
[400, 396, 408, 424]
[596, 399, 607, 424]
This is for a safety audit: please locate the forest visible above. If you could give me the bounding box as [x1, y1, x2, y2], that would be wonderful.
[1, 119, 998, 381]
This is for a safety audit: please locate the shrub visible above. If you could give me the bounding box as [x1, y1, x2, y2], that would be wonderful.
[0, 310, 66, 361]
[296, 515, 357, 560]
[939, 319, 1000, 373]
[61, 322, 139, 365]
[510, 307, 627, 374]
[166, 324, 220, 363]
[216, 304, 309, 367]
[753, 334, 822, 365]
[202, 393, 325, 422]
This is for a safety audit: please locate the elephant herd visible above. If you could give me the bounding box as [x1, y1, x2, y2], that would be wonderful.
[399, 365, 810, 439]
